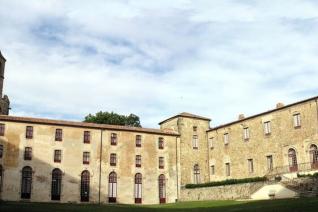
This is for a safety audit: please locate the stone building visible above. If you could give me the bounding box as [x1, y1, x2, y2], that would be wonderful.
[0, 51, 318, 204]
[0, 51, 10, 115]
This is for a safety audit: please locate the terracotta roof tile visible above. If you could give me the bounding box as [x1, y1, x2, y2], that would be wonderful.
[0, 115, 179, 136]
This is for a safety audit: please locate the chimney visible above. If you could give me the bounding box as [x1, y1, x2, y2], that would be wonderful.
[276, 102, 284, 109]
[238, 114, 245, 120]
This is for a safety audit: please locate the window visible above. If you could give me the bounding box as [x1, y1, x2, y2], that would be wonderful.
[108, 172, 117, 203]
[293, 113, 301, 128]
[224, 133, 229, 145]
[136, 135, 141, 147]
[54, 150, 62, 163]
[243, 127, 250, 140]
[193, 126, 197, 133]
[0, 124, 5, 136]
[24, 147, 32, 160]
[193, 164, 200, 184]
[136, 155, 141, 168]
[264, 121, 271, 135]
[0, 165, 3, 193]
[26, 126, 33, 139]
[21, 166, 32, 199]
[55, 129, 63, 141]
[211, 165, 215, 175]
[225, 163, 230, 176]
[288, 148, 298, 172]
[209, 137, 214, 149]
[134, 173, 142, 204]
[159, 157, 164, 169]
[110, 153, 117, 166]
[158, 137, 164, 149]
[84, 131, 90, 144]
[0, 144, 3, 158]
[248, 159, 254, 173]
[111, 133, 117, 145]
[267, 155, 273, 171]
[192, 135, 198, 149]
[158, 174, 166, 204]
[83, 152, 90, 165]
[80, 170, 90, 202]
[51, 168, 62, 200]
[309, 144, 318, 169]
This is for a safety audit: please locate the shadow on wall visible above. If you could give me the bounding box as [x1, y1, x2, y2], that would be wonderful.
[0, 137, 116, 204]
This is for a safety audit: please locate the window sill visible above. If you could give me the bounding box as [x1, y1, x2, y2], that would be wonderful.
[294, 126, 301, 129]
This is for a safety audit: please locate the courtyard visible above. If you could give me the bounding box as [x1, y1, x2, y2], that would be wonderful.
[1, 198, 318, 212]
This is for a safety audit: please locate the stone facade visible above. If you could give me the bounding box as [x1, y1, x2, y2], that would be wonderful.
[207, 98, 318, 182]
[180, 182, 266, 201]
[0, 117, 180, 204]
[0, 51, 10, 115]
[1, 51, 318, 204]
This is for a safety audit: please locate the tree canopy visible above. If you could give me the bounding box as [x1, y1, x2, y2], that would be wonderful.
[84, 111, 142, 127]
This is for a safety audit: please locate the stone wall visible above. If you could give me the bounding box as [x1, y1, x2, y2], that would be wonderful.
[180, 182, 265, 201]
[207, 98, 318, 181]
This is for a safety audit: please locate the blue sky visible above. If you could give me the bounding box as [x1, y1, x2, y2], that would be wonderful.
[1, 0, 318, 128]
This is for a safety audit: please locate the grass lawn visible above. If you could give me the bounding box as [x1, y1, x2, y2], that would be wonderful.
[1, 198, 318, 212]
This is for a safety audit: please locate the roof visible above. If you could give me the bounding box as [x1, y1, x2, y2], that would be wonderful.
[208, 95, 318, 132]
[0, 115, 179, 136]
[159, 112, 211, 125]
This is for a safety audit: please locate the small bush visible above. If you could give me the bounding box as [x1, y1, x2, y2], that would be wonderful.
[185, 177, 267, 189]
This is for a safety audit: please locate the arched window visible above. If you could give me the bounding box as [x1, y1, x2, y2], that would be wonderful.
[288, 148, 298, 172]
[134, 173, 142, 204]
[108, 172, 117, 203]
[158, 174, 166, 204]
[21, 166, 32, 199]
[80, 170, 90, 202]
[0, 165, 3, 193]
[193, 164, 200, 184]
[310, 144, 318, 169]
[51, 168, 62, 200]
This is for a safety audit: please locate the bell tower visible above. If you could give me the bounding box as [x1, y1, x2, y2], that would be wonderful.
[0, 50, 10, 115]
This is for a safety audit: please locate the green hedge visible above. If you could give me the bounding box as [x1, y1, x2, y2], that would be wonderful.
[185, 177, 267, 189]
[297, 172, 318, 178]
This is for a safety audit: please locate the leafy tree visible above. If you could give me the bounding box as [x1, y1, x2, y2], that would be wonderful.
[84, 111, 141, 127]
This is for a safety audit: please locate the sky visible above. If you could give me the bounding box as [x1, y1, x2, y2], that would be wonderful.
[1, 0, 318, 128]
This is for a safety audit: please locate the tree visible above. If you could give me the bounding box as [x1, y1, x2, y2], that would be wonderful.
[84, 111, 142, 127]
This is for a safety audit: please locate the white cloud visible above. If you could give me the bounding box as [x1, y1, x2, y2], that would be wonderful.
[1, 0, 318, 127]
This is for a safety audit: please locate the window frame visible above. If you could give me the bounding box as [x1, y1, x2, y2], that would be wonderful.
[136, 135, 142, 147]
[293, 113, 301, 128]
[83, 152, 90, 165]
[26, 126, 33, 139]
[111, 133, 117, 146]
[158, 137, 164, 150]
[192, 135, 198, 149]
[84, 131, 91, 144]
[243, 127, 250, 141]
[110, 153, 117, 166]
[0, 144, 3, 158]
[135, 155, 141, 168]
[159, 157, 164, 169]
[225, 163, 231, 176]
[224, 133, 229, 145]
[248, 159, 254, 173]
[55, 129, 63, 142]
[0, 123, 5, 136]
[54, 150, 62, 163]
[264, 121, 271, 135]
[24, 147, 32, 160]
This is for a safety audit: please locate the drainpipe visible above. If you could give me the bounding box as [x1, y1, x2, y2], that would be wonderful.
[98, 129, 104, 204]
[207, 126, 210, 182]
[175, 136, 179, 201]
[316, 99, 318, 134]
